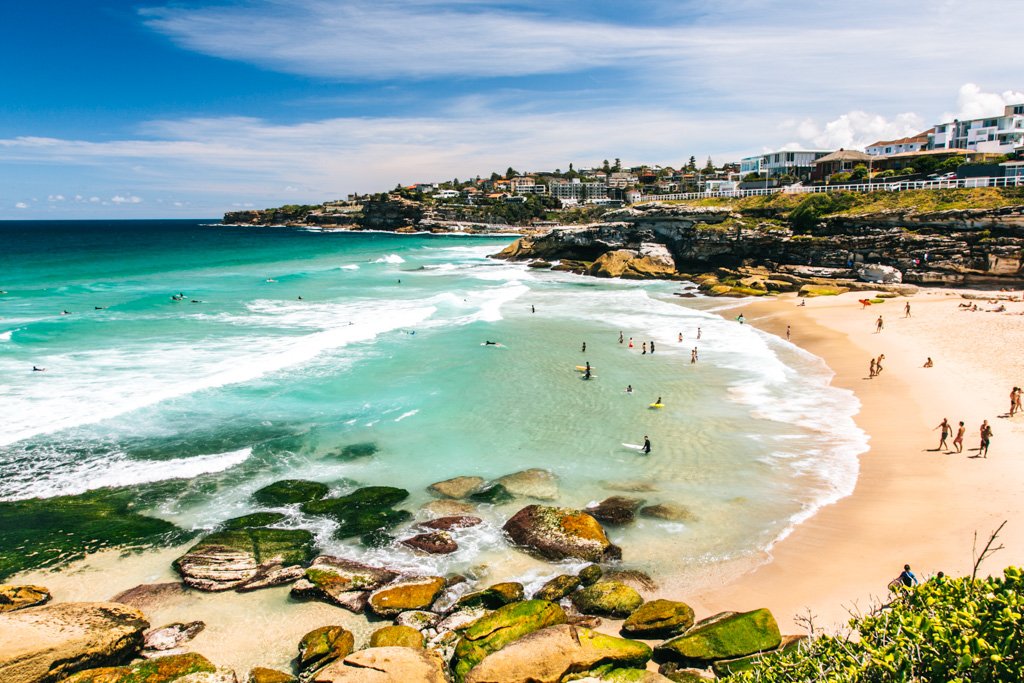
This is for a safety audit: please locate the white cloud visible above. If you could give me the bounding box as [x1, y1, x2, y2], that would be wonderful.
[950, 83, 1024, 120]
[15, 202, 29, 209]
[89, 196, 101, 203]
[47, 194, 66, 202]
[110, 195, 143, 204]
[780, 111, 926, 150]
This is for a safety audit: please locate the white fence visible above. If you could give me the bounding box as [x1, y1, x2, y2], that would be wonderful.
[640, 175, 1024, 203]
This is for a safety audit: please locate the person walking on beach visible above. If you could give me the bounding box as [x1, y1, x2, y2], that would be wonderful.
[904, 302, 912, 318]
[875, 354, 885, 376]
[934, 418, 951, 450]
[678, 332, 683, 343]
[1010, 387, 1020, 417]
[875, 315, 884, 333]
[697, 327, 702, 340]
[953, 421, 966, 453]
[786, 325, 791, 341]
[869, 358, 876, 378]
[1015, 388, 1023, 416]
[979, 420, 993, 458]
[899, 564, 919, 588]
[641, 435, 651, 455]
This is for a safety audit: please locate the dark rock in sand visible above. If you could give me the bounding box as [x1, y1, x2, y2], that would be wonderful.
[173, 528, 315, 592]
[221, 512, 288, 530]
[418, 516, 482, 531]
[585, 496, 645, 526]
[253, 480, 330, 507]
[401, 531, 458, 555]
[468, 484, 514, 505]
[503, 505, 620, 563]
[0, 584, 51, 613]
[110, 583, 189, 611]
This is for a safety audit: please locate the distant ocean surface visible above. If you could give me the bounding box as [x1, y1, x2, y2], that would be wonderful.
[0, 219, 867, 581]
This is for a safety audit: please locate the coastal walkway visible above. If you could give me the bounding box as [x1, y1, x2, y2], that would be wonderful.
[641, 175, 1024, 203]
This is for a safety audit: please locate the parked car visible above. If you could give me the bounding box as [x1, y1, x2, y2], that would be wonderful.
[927, 171, 957, 181]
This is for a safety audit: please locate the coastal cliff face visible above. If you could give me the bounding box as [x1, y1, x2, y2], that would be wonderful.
[494, 202, 1024, 289]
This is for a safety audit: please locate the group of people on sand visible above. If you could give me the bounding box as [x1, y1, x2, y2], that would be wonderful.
[1009, 387, 1023, 417]
[934, 417, 993, 457]
[868, 354, 886, 378]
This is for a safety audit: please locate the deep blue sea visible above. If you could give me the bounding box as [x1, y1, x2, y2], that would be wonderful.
[0, 220, 866, 581]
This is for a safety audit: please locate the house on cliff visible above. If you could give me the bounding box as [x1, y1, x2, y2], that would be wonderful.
[811, 149, 874, 182]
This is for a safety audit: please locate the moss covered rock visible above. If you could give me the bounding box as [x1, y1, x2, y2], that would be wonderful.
[463, 624, 652, 683]
[578, 564, 603, 586]
[710, 634, 806, 677]
[173, 528, 315, 591]
[301, 487, 411, 539]
[291, 556, 398, 611]
[534, 574, 581, 602]
[0, 584, 51, 612]
[331, 442, 378, 461]
[62, 653, 216, 682]
[585, 496, 644, 526]
[221, 512, 287, 530]
[452, 600, 567, 682]
[503, 505, 620, 563]
[571, 581, 644, 618]
[253, 480, 330, 507]
[655, 608, 781, 664]
[454, 582, 525, 610]
[622, 599, 694, 638]
[369, 625, 425, 649]
[368, 577, 447, 617]
[297, 626, 354, 676]
[798, 284, 849, 297]
[312, 647, 447, 682]
[247, 668, 296, 683]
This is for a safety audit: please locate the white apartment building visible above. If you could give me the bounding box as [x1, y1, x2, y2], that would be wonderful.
[741, 150, 830, 179]
[866, 131, 931, 156]
[606, 172, 639, 189]
[549, 178, 608, 201]
[928, 104, 1024, 154]
[512, 183, 548, 196]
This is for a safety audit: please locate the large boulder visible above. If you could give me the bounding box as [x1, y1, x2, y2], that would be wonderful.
[221, 512, 288, 531]
[492, 469, 559, 501]
[856, 263, 902, 284]
[253, 480, 330, 507]
[533, 575, 581, 602]
[503, 505, 620, 563]
[655, 608, 781, 665]
[570, 581, 644, 618]
[401, 531, 458, 555]
[0, 584, 51, 613]
[590, 244, 677, 280]
[711, 634, 807, 677]
[297, 626, 354, 679]
[110, 583, 189, 611]
[143, 621, 206, 654]
[578, 565, 603, 586]
[290, 557, 398, 611]
[621, 599, 694, 638]
[454, 583, 525, 610]
[0, 602, 149, 683]
[428, 476, 485, 499]
[368, 577, 447, 617]
[301, 487, 411, 539]
[369, 625, 425, 649]
[451, 600, 567, 682]
[61, 653, 219, 682]
[173, 528, 315, 592]
[464, 624, 652, 683]
[585, 496, 644, 526]
[311, 647, 447, 682]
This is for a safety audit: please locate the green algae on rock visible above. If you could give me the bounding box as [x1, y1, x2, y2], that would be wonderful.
[451, 600, 567, 682]
[454, 582, 525, 610]
[621, 599, 695, 638]
[252, 480, 330, 507]
[173, 528, 315, 591]
[301, 486, 412, 539]
[467, 484, 514, 505]
[533, 574, 581, 602]
[578, 564, 603, 586]
[571, 581, 644, 618]
[62, 652, 216, 683]
[369, 625, 426, 649]
[247, 667, 297, 683]
[656, 608, 781, 665]
[221, 512, 288, 531]
[503, 505, 620, 563]
[297, 625, 355, 677]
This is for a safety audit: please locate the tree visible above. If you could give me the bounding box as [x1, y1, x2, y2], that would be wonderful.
[490, 172, 501, 181]
[704, 156, 715, 173]
[613, 158, 622, 172]
[602, 159, 611, 173]
[851, 164, 869, 180]
[505, 167, 519, 178]
[688, 155, 697, 171]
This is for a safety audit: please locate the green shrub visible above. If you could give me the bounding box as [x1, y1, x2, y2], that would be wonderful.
[729, 567, 1024, 682]
[788, 193, 859, 231]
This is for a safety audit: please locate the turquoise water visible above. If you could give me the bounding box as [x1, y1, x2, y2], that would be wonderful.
[0, 220, 866, 583]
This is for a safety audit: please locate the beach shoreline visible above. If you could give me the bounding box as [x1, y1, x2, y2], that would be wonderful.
[685, 287, 1024, 633]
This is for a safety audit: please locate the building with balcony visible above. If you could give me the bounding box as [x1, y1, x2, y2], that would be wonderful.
[928, 104, 1024, 154]
[811, 149, 874, 182]
[741, 150, 831, 180]
[866, 130, 931, 156]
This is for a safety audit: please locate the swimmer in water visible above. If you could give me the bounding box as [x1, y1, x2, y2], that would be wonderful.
[61, 310, 71, 315]
[94, 306, 105, 310]
[626, 385, 633, 393]
[297, 296, 303, 300]
[32, 366, 46, 372]
[484, 340, 498, 345]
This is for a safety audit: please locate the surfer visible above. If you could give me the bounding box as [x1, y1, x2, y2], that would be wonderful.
[585, 361, 591, 373]
[583, 367, 592, 380]
[626, 385, 633, 394]
[484, 340, 498, 346]
[655, 396, 662, 405]
[61, 310, 71, 315]
[678, 332, 682, 343]
[737, 314, 746, 324]
[531, 305, 535, 313]
[297, 296, 303, 300]
[619, 331, 624, 344]
[697, 327, 702, 339]
[94, 306, 105, 310]
[642, 436, 651, 454]
[650, 340, 655, 354]
[32, 366, 45, 372]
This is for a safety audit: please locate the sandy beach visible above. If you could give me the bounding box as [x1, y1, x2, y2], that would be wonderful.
[688, 287, 1024, 633]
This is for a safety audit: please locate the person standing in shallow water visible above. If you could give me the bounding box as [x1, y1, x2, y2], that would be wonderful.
[619, 331, 624, 344]
[641, 342, 647, 355]
[697, 327, 701, 340]
[581, 341, 586, 353]
[786, 325, 791, 341]
[641, 435, 651, 454]
[904, 302, 911, 318]
[650, 340, 655, 354]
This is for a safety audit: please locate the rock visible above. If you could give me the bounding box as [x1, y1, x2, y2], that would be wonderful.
[369, 625, 425, 649]
[0, 584, 51, 613]
[797, 284, 849, 297]
[451, 600, 568, 682]
[621, 600, 694, 638]
[177, 670, 239, 683]
[492, 469, 559, 501]
[400, 531, 458, 555]
[247, 668, 296, 683]
[436, 607, 490, 634]
[253, 480, 330, 507]
[425, 630, 461, 662]
[856, 263, 902, 284]
[61, 653, 216, 682]
[656, 608, 781, 665]
[173, 528, 315, 592]
[290, 556, 398, 611]
[528, 260, 553, 269]
[533, 575, 581, 602]
[418, 516, 482, 531]
[331, 442, 378, 461]
[395, 610, 440, 630]
[236, 564, 307, 592]
[301, 487, 412, 539]
[144, 621, 206, 652]
[599, 669, 675, 682]
[110, 583, 189, 611]
[658, 662, 717, 682]
[638, 504, 696, 523]
[601, 480, 659, 493]
[578, 564, 603, 586]
[420, 500, 475, 517]
[570, 581, 644, 618]
[503, 505, 620, 563]
[585, 496, 644, 526]
[463, 624, 652, 683]
[427, 476, 485, 499]
[710, 634, 807, 677]
[311, 647, 447, 682]
[590, 244, 677, 280]
[0, 601, 149, 683]
[368, 577, 447, 617]
[454, 583, 525, 610]
[297, 626, 354, 678]
[603, 570, 658, 593]
[221, 513, 288, 530]
[468, 484, 514, 505]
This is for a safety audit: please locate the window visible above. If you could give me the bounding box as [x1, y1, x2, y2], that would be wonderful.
[785, 152, 795, 162]
[985, 119, 997, 128]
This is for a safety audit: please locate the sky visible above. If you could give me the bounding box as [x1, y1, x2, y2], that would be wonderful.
[2, 0, 1022, 219]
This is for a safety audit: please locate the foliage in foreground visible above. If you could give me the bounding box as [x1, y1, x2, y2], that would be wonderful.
[730, 567, 1024, 682]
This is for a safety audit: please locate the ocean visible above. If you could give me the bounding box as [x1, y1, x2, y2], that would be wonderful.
[0, 219, 867, 586]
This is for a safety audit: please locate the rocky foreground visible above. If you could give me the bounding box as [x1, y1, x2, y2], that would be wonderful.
[493, 200, 1024, 294]
[0, 470, 797, 683]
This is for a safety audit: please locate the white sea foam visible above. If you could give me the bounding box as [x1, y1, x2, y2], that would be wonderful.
[339, 264, 360, 271]
[373, 254, 405, 264]
[0, 330, 11, 342]
[395, 410, 419, 422]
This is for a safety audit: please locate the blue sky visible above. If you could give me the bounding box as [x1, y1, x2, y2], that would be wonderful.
[2, 0, 1022, 218]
